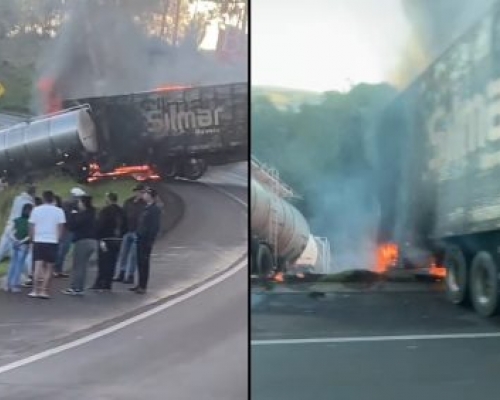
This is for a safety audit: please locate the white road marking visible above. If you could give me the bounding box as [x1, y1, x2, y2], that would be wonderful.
[0, 179, 248, 376]
[251, 332, 500, 346]
[205, 184, 248, 207]
[0, 260, 245, 375]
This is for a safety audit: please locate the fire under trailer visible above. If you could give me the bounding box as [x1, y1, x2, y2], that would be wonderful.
[250, 157, 330, 277]
[378, 3, 500, 317]
[0, 82, 247, 183]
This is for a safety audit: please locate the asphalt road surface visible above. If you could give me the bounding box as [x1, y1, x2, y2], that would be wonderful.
[0, 175, 248, 399]
[252, 282, 500, 400]
[0, 267, 247, 400]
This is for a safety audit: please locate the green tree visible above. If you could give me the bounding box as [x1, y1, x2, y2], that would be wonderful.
[251, 83, 398, 223]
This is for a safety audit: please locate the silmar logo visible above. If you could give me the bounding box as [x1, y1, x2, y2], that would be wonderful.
[164, 104, 223, 134]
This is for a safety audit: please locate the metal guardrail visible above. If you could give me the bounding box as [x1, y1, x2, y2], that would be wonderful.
[251, 156, 299, 199]
[28, 104, 92, 121]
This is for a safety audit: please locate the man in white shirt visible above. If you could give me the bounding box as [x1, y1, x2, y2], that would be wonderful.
[28, 190, 66, 299]
[0, 183, 36, 261]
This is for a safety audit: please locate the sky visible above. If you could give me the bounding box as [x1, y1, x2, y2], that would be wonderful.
[197, 1, 248, 51]
[195, 1, 219, 50]
[252, 0, 412, 92]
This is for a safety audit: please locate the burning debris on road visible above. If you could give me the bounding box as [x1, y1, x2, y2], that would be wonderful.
[86, 163, 161, 183]
[375, 242, 399, 274]
[253, 241, 447, 288]
[375, 242, 446, 280]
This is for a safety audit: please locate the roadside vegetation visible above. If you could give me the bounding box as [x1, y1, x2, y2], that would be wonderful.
[0, 0, 247, 114]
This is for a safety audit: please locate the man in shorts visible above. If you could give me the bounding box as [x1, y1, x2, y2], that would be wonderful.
[28, 190, 66, 299]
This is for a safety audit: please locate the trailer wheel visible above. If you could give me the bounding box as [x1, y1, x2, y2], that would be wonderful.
[182, 159, 206, 181]
[256, 244, 274, 278]
[470, 251, 500, 317]
[160, 162, 178, 181]
[444, 245, 469, 305]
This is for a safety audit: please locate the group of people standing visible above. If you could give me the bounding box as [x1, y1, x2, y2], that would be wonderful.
[1, 181, 162, 299]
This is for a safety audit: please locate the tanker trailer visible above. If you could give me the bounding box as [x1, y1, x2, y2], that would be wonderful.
[251, 178, 310, 277]
[0, 105, 98, 182]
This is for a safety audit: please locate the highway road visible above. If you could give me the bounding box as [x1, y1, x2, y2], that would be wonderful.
[0, 167, 248, 400]
[251, 282, 500, 400]
[0, 266, 247, 399]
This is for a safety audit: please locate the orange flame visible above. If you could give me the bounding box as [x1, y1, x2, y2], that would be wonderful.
[273, 272, 284, 283]
[375, 243, 398, 274]
[153, 85, 191, 93]
[429, 260, 446, 279]
[37, 77, 62, 114]
[87, 163, 161, 183]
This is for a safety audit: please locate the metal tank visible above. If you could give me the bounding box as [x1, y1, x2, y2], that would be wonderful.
[0, 106, 98, 174]
[294, 235, 332, 273]
[295, 235, 320, 267]
[251, 178, 310, 263]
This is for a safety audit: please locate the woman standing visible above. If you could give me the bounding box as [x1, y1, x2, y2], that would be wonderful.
[5, 203, 33, 292]
[62, 195, 97, 296]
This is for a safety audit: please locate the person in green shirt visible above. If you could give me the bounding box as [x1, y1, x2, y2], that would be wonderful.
[5, 203, 33, 292]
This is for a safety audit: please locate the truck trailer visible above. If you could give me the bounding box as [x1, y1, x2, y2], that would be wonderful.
[378, 3, 500, 317]
[250, 157, 329, 277]
[0, 82, 247, 183]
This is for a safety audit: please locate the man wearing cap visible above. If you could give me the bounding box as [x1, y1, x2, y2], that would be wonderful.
[131, 187, 161, 294]
[114, 183, 146, 284]
[0, 183, 36, 262]
[53, 187, 86, 278]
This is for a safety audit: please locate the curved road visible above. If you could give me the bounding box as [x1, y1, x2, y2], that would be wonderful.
[0, 170, 248, 399]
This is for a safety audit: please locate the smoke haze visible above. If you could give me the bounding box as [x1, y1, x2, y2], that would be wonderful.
[34, 1, 247, 111]
[393, 0, 495, 86]
[315, 1, 498, 272]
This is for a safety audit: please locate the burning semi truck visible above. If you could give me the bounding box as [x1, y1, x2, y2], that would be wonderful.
[378, 3, 500, 317]
[250, 157, 330, 278]
[0, 82, 247, 183]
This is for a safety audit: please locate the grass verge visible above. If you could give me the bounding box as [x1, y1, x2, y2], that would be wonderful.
[0, 175, 137, 276]
[0, 175, 136, 229]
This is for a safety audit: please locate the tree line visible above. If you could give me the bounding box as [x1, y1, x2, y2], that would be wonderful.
[0, 0, 247, 47]
[251, 83, 397, 222]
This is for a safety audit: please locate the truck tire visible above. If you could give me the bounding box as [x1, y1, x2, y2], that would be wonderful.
[256, 244, 274, 278]
[444, 245, 469, 305]
[182, 159, 206, 181]
[470, 251, 500, 317]
[160, 162, 178, 181]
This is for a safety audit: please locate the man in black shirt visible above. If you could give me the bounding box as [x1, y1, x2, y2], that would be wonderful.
[92, 192, 126, 291]
[54, 187, 86, 278]
[114, 184, 146, 284]
[130, 187, 161, 294]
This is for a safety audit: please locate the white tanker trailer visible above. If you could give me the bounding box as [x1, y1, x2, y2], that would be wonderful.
[0, 106, 98, 181]
[0, 82, 248, 183]
[250, 159, 329, 276]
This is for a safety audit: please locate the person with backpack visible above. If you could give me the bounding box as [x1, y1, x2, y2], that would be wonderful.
[5, 203, 33, 292]
[0, 182, 36, 262]
[91, 192, 126, 291]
